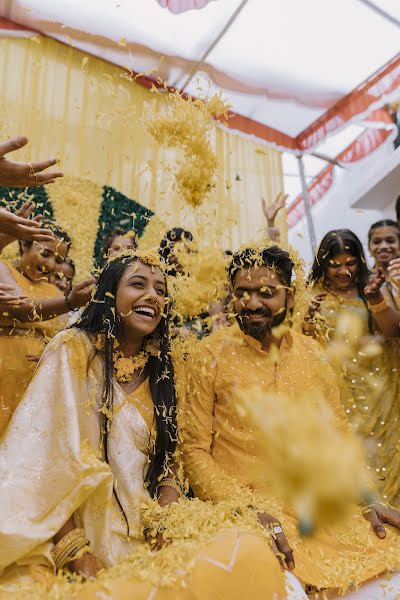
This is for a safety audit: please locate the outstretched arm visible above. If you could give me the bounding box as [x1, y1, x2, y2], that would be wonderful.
[0, 201, 54, 249]
[0, 261, 95, 321]
[0, 136, 63, 187]
[261, 192, 288, 242]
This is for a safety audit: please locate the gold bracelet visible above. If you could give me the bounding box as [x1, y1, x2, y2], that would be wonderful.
[51, 528, 89, 570]
[157, 478, 182, 496]
[367, 297, 389, 314]
[53, 535, 87, 570]
[57, 542, 91, 570]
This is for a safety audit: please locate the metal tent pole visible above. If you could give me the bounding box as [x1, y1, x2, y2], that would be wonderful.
[297, 155, 317, 256]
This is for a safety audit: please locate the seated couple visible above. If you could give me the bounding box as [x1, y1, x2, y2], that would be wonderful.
[1, 244, 400, 599]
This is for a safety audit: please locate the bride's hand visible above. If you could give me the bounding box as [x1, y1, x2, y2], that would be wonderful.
[68, 553, 103, 579]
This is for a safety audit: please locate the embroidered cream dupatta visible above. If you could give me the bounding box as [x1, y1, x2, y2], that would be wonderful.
[0, 329, 151, 572]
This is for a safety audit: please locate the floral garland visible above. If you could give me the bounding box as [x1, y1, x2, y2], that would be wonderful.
[113, 348, 149, 383]
[96, 333, 159, 383]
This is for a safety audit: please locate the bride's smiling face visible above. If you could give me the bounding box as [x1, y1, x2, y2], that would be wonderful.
[115, 261, 166, 338]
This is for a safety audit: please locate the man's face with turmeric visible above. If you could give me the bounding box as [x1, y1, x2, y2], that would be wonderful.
[233, 266, 289, 340]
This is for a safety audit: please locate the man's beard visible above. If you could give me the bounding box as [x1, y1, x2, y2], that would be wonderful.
[237, 305, 288, 340]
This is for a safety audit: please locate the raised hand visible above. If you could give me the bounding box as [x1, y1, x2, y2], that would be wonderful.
[0, 202, 54, 244]
[262, 192, 288, 227]
[0, 136, 63, 187]
[66, 278, 96, 310]
[364, 269, 386, 301]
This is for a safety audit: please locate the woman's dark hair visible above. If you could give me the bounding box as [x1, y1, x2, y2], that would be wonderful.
[159, 228, 193, 267]
[368, 219, 400, 244]
[228, 245, 294, 288]
[309, 229, 370, 293]
[74, 255, 177, 514]
[396, 196, 400, 222]
[99, 229, 137, 267]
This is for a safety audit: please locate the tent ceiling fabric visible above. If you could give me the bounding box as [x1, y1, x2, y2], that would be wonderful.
[2, 0, 399, 152]
[1, 0, 399, 227]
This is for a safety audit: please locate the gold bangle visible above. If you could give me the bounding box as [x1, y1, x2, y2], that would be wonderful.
[157, 478, 182, 496]
[57, 542, 88, 570]
[58, 544, 91, 570]
[53, 535, 86, 569]
[367, 298, 389, 314]
[51, 528, 89, 570]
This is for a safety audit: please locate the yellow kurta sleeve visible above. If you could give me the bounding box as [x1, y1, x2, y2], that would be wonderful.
[181, 344, 248, 502]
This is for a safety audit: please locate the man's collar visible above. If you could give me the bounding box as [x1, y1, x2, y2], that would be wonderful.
[233, 321, 293, 354]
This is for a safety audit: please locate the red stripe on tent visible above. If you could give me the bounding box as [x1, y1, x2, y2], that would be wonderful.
[297, 55, 400, 151]
[0, 17, 30, 30]
[287, 123, 394, 228]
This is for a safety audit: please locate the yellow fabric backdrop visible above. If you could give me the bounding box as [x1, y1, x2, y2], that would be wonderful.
[0, 35, 284, 273]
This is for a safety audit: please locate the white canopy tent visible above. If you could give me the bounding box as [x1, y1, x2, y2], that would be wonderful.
[1, 0, 399, 245]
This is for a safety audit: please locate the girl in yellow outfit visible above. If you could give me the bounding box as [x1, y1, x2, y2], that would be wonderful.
[0, 229, 94, 436]
[368, 219, 400, 310]
[303, 229, 400, 506]
[0, 252, 298, 600]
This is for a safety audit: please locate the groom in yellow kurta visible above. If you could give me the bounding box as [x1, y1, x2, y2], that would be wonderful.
[182, 243, 400, 595]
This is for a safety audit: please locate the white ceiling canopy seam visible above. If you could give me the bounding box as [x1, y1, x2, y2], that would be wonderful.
[179, 0, 248, 92]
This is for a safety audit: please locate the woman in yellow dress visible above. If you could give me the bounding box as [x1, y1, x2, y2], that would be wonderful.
[0, 226, 95, 436]
[0, 251, 303, 600]
[303, 228, 400, 505]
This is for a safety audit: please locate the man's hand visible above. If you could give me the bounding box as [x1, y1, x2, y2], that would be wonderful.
[363, 504, 400, 539]
[68, 553, 103, 579]
[364, 269, 386, 302]
[0, 136, 63, 187]
[262, 193, 288, 227]
[0, 202, 54, 244]
[257, 512, 295, 570]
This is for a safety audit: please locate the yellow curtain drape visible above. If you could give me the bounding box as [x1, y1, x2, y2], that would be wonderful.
[0, 35, 284, 273]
